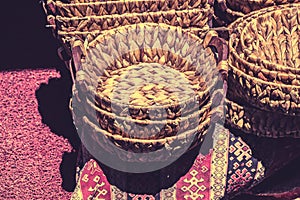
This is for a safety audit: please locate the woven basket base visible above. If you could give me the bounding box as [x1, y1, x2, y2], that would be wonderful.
[225, 98, 300, 138]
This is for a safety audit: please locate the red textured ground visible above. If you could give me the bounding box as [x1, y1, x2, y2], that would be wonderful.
[0, 69, 72, 199]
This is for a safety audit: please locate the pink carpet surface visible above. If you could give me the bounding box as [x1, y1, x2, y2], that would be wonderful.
[0, 69, 72, 199]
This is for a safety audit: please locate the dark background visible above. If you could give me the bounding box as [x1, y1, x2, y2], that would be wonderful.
[0, 1, 80, 192]
[0, 1, 62, 70]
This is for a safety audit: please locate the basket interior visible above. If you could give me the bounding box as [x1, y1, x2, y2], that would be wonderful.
[239, 6, 300, 69]
[72, 23, 221, 142]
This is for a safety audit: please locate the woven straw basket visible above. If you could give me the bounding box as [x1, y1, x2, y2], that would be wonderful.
[69, 23, 228, 162]
[225, 3, 300, 138]
[42, 0, 214, 57]
[228, 3, 300, 116]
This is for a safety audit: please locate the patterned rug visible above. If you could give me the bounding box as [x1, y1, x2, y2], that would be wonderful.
[71, 126, 264, 200]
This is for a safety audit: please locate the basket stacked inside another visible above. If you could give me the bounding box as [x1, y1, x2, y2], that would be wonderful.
[70, 23, 228, 162]
[226, 3, 300, 138]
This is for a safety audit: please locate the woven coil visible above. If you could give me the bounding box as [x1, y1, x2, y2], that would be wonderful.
[58, 26, 209, 45]
[228, 3, 300, 116]
[226, 0, 300, 14]
[70, 23, 228, 161]
[52, 0, 210, 17]
[225, 98, 300, 138]
[56, 8, 212, 35]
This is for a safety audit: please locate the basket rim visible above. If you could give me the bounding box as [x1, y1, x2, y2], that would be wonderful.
[56, 7, 211, 21]
[57, 26, 207, 36]
[54, 0, 207, 7]
[81, 112, 210, 144]
[230, 50, 300, 85]
[228, 3, 300, 71]
[86, 94, 212, 124]
[229, 55, 300, 89]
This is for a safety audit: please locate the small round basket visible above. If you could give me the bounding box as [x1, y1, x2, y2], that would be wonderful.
[70, 23, 228, 163]
[228, 3, 300, 116]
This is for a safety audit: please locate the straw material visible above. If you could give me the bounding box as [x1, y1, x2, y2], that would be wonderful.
[69, 23, 228, 160]
[226, 0, 300, 14]
[225, 98, 300, 138]
[53, 0, 210, 18]
[73, 108, 210, 162]
[57, 26, 209, 45]
[56, 9, 212, 34]
[215, 0, 300, 25]
[42, 0, 214, 52]
[83, 93, 211, 140]
[95, 63, 215, 118]
[228, 3, 300, 116]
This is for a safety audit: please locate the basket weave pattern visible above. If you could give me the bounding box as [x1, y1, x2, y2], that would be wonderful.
[215, 0, 300, 25]
[43, 0, 214, 52]
[70, 23, 226, 161]
[226, 0, 300, 14]
[228, 3, 300, 116]
[41, 0, 227, 160]
[54, 0, 209, 17]
[56, 8, 212, 36]
[225, 3, 300, 138]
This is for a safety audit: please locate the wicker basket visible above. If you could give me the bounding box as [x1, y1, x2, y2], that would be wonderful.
[228, 3, 300, 116]
[69, 23, 228, 162]
[42, 0, 214, 55]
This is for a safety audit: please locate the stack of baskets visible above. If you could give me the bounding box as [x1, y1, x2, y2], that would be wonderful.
[226, 3, 300, 138]
[41, 0, 228, 163]
[70, 23, 227, 162]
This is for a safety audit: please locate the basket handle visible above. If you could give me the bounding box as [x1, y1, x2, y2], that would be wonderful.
[216, 0, 245, 18]
[71, 41, 84, 73]
[203, 31, 228, 123]
[203, 31, 229, 81]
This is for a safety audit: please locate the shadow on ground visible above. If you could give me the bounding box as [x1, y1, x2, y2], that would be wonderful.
[36, 67, 81, 192]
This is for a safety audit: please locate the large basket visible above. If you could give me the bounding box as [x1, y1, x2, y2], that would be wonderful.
[56, 9, 212, 38]
[70, 23, 228, 162]
[42, 0, 214, 57]
[228, 3, 300, 116]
